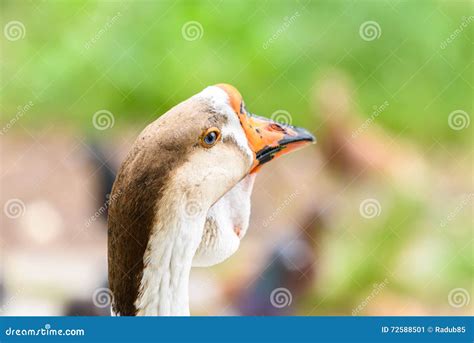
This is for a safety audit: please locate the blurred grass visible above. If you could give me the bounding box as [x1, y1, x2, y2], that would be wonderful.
[301, 188, 473, 315]
[1, 0, 472, 145]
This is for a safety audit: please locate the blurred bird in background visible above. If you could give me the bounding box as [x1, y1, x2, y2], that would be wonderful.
[62, 141, 116, 316]
[231, 208, 326, 316]
[313, 71, 428, 194]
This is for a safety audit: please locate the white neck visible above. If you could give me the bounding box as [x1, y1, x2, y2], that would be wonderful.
[135, 201, 206, 316]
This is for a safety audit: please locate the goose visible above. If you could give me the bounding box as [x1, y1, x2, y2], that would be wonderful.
[108, 84, 315, 316]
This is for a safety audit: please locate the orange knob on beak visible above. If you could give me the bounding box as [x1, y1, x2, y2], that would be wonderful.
[216, 83, 316, 172]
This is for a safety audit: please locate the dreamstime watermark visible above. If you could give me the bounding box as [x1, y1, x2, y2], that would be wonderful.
[439, 193, 473, 229]
[4, 20, 26, 41]
[352, 278, 389, 315]
[359, 21, 381, 41]
[84, 11, 123, 50]
[270, 109, 293, 126]
[5, 324, 85, 337]
[262, 11, 300, 49]
[92, 109, 115, 130]
[84, 191, 122, 228]
[262, 189, 300, 228]
[352, 101, 389, 138]
[92, 287, 113, 308]
[182, 197, 203, 219]
[448, 110, 470, 131]
[0, 101, 34, 135]
[3, 198, 26, 219]
[270, 287, 293, 308]
[181, 21, 203, 41]
[448, 288, 470, 308]
[440, 16, 474, 50]
[359, 198, 381, 219]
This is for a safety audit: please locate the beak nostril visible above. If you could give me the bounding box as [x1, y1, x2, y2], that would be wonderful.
[269, 123, 286, 133]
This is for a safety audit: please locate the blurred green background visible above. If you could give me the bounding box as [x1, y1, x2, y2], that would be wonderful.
[0, 0, 472, 316]
[2, 0, 473, 143]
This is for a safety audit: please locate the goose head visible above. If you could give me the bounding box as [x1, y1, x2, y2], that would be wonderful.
[108, 84, 314, 316]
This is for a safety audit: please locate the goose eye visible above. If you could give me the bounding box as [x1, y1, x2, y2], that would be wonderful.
[200, 127, 221, 148]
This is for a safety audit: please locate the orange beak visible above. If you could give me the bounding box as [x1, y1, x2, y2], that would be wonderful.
[216, 84, 316, 172]
[241, 113, 315, 172]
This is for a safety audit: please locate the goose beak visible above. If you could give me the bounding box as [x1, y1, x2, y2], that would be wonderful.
[214, 83, 315, 172]
[240, 113, 316, 172]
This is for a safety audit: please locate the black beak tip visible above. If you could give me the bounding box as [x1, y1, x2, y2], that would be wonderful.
[303, 129, 317, 144]
[254, 124, 316, 166]
[280, 126, 316, 146]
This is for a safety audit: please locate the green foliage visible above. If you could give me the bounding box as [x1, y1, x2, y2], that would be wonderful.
[1, 0, 472, 143]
